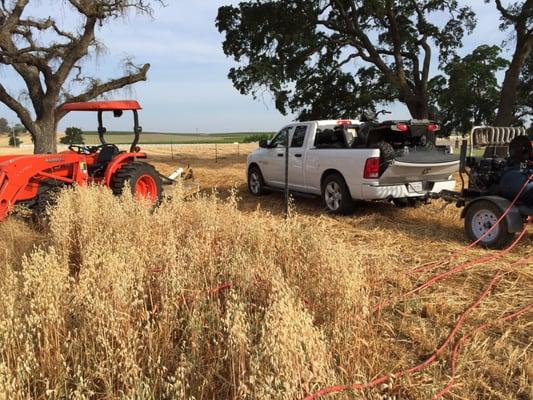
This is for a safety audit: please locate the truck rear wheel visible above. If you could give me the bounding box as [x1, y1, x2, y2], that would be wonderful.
[464, 200, 517, 249]
[321, 173, 353, 215]
[110, 162, 163, 204]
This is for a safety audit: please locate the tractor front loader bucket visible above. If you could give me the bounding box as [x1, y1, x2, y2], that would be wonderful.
[0, 153, 88, 222]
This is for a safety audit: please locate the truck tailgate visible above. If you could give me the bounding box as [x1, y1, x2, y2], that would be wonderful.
[379, 152, 459, 184]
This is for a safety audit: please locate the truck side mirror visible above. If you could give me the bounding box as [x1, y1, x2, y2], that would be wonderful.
[259, 139, 269, 148]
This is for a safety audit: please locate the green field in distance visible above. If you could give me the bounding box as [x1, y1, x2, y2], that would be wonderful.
[81, 131, 273, 145]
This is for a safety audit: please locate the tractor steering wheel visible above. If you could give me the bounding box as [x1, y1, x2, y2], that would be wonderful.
[68, 144, 96, 155]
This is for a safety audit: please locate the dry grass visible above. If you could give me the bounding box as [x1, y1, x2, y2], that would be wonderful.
[0, 144, 531, 399]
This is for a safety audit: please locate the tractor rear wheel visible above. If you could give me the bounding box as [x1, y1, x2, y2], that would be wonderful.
[110, 162, 163, 204]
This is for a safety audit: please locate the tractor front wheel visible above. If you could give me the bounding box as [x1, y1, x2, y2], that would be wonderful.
[110, 162, 163, 204]
[32, 184, 64, 226]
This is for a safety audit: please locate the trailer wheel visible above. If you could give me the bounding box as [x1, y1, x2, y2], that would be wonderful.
[248, 165, 266, 196]
[321, 173, 353, 215]
[111, 162, 163, 204]
[464, 200, 517, 249]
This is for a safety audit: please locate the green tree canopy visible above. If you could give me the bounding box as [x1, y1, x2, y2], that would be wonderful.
[0, 117, 9, 134]
[429, 45, 509, 135]
[60, 127, 84, 145]
[12, 123, 26, 135]
[216, 0, 476, 120]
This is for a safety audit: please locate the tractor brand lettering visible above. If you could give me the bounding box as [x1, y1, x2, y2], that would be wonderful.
[46, 158, 65, 163]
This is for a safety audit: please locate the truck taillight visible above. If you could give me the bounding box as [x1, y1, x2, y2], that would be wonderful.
[395, 123, 409, 132]
[364, 157, 380, 179]
[427, 123, 439, 132]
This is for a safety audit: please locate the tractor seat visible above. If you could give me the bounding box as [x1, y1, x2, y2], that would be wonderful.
[88, 144, 120, 176]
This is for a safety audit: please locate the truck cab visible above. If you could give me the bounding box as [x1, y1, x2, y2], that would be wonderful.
[247, 119, 459, 213]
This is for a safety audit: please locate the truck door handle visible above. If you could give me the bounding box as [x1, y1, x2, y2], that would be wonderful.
[277, 153, 284, 157]
[294, 154, 302, 157]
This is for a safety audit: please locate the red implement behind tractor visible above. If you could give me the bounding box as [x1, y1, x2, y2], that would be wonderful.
[0, 100, 164, 221]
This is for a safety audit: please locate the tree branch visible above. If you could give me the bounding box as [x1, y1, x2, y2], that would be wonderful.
[331, 0, 394, 79]
[55, 63, 150, 119]
[52, 16, 97, 93]
[420, 36, 431, 90]
[0, 82, 36, 131]
[494, 0, 515, 21]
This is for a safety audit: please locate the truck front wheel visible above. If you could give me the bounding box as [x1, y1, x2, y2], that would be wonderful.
[248, 165, 266, 196]
[321, 174, 354, 215]
[464, 200, 517, 249]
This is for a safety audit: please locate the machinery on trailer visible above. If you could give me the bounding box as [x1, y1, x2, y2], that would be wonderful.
[438, 126, 532, 249]
[0, 100, 167, 221]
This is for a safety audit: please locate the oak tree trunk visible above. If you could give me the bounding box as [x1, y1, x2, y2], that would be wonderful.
[494, 35, 532, 126]
[404, 95, 430, 120]
[32, 120, 58, 154]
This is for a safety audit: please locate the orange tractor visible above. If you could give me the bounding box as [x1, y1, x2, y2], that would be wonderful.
[0, 100, 165, 221]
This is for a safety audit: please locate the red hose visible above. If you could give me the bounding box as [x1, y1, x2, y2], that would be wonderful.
[176, 281, 233, 304]
[373, 222, 529, 314]
[432, 303, 532, 399]
[511, 255, 533, 266]
[303, 272, 502, 400]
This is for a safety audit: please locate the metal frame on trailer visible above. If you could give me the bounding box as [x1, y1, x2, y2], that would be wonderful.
[469, 126, 527, 156]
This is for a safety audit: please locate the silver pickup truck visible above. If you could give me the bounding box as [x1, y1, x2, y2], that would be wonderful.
[246, 119, 459, 213]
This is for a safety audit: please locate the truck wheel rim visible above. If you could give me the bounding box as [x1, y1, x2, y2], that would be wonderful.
[249, 172, 260, 193]
[135, 174, 158, 203]
[325, 182, 341, 210]
[471, 209, 499, 242]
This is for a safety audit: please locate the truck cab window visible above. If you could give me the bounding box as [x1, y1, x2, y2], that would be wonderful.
[270, 128, 289, 147]
[315, 127, 348, 148]
[291, 126, 307, 148]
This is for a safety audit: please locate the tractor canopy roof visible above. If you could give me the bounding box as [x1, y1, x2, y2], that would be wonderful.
[61, 100, 142, 112]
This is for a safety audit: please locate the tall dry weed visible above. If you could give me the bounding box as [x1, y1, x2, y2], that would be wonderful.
[0, 185, 530, 399]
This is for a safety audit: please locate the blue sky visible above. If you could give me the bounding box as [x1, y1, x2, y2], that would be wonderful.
[0, 1, 516, 133]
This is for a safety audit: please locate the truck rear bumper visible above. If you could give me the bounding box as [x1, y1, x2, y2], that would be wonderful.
[361, 179, 456, 200]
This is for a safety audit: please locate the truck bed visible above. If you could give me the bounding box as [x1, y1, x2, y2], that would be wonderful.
[395, 151, 459, 164]
[379, 150, 460, 185]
